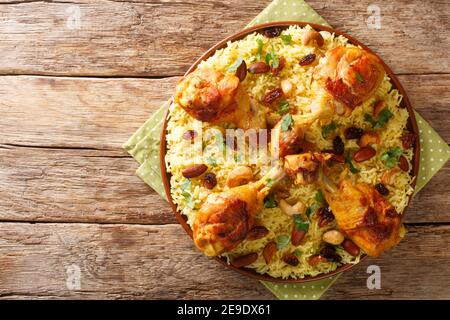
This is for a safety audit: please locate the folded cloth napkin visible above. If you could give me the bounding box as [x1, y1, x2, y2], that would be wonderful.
[123, 0, 450, 300]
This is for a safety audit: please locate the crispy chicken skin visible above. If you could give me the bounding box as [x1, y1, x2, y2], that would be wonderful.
[193, 165, 285, 256]
[315, 46, 385, 115]
[323, 179, 404, 257]
[174, 68, 266, 129]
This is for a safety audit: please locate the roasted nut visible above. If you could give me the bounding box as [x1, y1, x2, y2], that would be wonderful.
[202, 172, 217, 189]
[262, 88, 283, 105]
[231, 253, 258, 268]
[291, 228, 306, 246]
[331, 154, 345, 163]
[182, 130, 197, 143]
[182, 164, 208, 178]
[299, 53, 316, 66]
[248, 61, 270, 74]
[308, 254, 328, 266]
[263, 241, 277, 264]
[373, 100, 386, 118]
[226, 166, 254, 187]
[358, 131, 380, 147]
[246, 226, 269, 240]
[279, 199, 305, 216]
[402, 132, 416, 149]
[398, 155, 409, 172]
[353, 146, 376, 162]
[302, 30, 324, 47]
[381, 168, 401, 185]
[283, 254, 299, 266]
[322, 230, 345, 245]
[334, 102, 346, 116]
[280, 79, 293, 96]
[375, 183, 389, 196]
[235, 59, 247, 82]
[341, 239, 360, 256]
[344, 127, 364, 140]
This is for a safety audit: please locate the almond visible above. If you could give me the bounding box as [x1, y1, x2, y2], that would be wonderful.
[231, 253, 258, 268]
[398, 155, 409, 172]
[291, 228, 306, 246]
[263, 241, 277, 264]
[181, 164, 208, 178]
[308, 255, 328, 266]
[248, 61, 270, 74]
[235, 60, 247, 82]
[353, 146, 376, 162]
[246, 226, 269, 240]
[341, 239, 360, 256]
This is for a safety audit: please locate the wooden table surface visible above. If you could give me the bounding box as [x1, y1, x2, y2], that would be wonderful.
[0, 0, 449, 299]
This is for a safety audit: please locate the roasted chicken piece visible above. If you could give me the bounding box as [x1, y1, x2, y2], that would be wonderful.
[284, 152, 332, 185]
[322, 179, 404, 257]
[193, 164, 285, 256]
[174, 68, 267, 129]
[314, 46, 385, 116]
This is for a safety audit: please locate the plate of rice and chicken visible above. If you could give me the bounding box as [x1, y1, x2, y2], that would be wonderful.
[159, 22, 420, 282]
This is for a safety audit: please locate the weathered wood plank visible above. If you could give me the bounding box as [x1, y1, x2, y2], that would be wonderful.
[1, 75, 448, 151]
[0, 145, 448, 224]
[0, 223, 448, 299]
[0, 0, 448, 76]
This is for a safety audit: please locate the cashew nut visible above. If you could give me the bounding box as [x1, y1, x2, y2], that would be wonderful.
[302, 30, 324, 47]
[280, 79, 293, 96]
[322, 230, 345, 245]
[279, 199, 305, 216]
[226, 165, 254, 187]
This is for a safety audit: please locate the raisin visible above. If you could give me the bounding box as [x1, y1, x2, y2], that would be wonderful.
[375, 183, 389, 196]
[332, 136, 345, 155]
[299, 53, 316, 66]
[202, 172, 217, 189]
[344, 127, 364, 140]
[318, 207, 335, 227]
[401, 132, 416, 149]
[260, 27, 283, 38]
[283, 254, 299, 266]
[262, 88, 283, 105]
[319, 245, 342, 263]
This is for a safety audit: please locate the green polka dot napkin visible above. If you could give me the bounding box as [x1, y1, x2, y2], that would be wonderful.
[123, 0, 450, 300]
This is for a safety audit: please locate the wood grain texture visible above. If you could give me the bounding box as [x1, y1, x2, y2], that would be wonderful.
[0, 0, 448, 76]
[1, 75, 449, 150]
[0, 222, 448, 299]
[0, 145, 448, 224]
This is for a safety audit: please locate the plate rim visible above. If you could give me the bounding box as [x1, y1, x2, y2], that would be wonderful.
[159, 21, 420, 283]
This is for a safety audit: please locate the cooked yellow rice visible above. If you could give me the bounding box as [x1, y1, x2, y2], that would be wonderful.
[165, 25, 414, 279]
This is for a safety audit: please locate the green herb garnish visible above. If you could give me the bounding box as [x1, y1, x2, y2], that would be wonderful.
[293, 214, 310, 232]
[355, 71, 364, 83]
[265, 45, 279, 68]
[293, 249, 302, 257]
[315, 190, 324, 204]
[280, 114, 293, 131]
[206, 157, 217, 167]
[380, 146, 403, 168]
[266, 178, 273, 187]
[276, 235, 290, 250]
[181, 191, 195, 209]
[255, 39, 264, 61]
[227, 57, 244, 73]
[321, 121, 338, 138]
[345, 152, 360, 173]
[281, 34, 292, 45]
[364, 108, 393, 129]
[278, 100, 290, 114]
[264, 193, 277, 208]
[181, 179, 191, 190]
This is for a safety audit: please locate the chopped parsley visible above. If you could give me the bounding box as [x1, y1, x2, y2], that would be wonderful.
[278, 100, 290, 114]
[315, 190, 325, 204]
[255, 39, 264, 61]
[380, 146, 403, 168]
[281, 34, 292, 45]
[355, 71, 364, 83]
[280, 114, 293, 131]
[293, 249, 302, 257]
[364, 108, 393, 129]
[293, 214, 310, 232]
[227, 57, 244, 73]
[321, 121, 338, 139]
[265, 45, 279, 68]
[264, 193, 277, 208]
[276, 235, 290, 250]
[345, 151, 360, 173]
[305, 203, 320, 218]
[206, 157, 217, 167]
